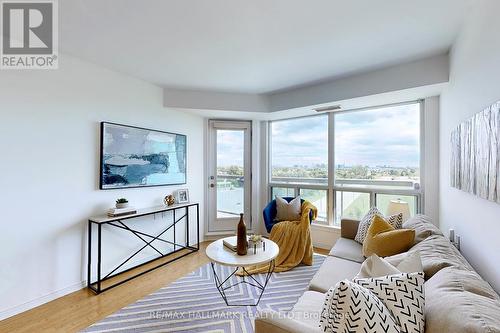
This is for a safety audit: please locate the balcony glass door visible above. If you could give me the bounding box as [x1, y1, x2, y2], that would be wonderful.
[208, 121, 251, 232]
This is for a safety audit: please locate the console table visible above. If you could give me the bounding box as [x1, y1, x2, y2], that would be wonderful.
[87, 203, 199, 294]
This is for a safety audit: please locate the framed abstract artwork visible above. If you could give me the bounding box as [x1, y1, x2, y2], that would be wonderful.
[450, 100, 500, 204]
[100, 122, 187, 190]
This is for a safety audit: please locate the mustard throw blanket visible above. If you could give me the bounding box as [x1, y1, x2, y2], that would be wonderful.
[240, 201, 317, 275]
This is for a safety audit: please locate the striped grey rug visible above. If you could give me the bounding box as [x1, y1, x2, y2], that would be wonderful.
[83, 254, 325, 333]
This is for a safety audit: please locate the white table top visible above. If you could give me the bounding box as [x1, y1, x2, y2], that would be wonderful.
[206, 236, 279, 267]
[89, 203, 198, 223]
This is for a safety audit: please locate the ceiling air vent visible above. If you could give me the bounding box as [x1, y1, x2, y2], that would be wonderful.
[314, 105, 341, 112]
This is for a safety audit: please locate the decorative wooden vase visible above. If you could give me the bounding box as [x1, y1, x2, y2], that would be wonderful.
[236, 213, 248, 255]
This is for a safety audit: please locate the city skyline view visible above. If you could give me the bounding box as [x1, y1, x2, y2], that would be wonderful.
[217, 103, 420, 171]
[271, 103, 420, 169]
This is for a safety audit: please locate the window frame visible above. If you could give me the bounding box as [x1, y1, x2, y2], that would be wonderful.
[268, 100, 424, 227]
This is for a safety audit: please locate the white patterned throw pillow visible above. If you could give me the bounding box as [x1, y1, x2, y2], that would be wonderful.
[320, 280, 401, 333]
[354, 272, 425, 333]
[354, 207, 403, 244]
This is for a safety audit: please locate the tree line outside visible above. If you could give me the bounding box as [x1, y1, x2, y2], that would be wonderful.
[218, 164, 418, 223]
[218, 164, 419, 181]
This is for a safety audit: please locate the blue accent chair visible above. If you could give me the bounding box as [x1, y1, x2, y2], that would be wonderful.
[263, 197, 314, 233]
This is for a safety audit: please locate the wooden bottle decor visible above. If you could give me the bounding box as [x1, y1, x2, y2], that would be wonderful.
[236, 213, 248, 255]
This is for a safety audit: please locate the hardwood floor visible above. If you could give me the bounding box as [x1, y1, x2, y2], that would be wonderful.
[0, 242, 329, 333]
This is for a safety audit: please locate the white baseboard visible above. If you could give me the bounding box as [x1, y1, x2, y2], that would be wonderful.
[0, 250, 196, 321]
[0, 280, 86, 321]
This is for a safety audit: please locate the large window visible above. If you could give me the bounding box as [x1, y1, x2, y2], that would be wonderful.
[334, 103, 420, 189]
[335, 191, 370, 221]
[271, 115, 328, 184]
[269, 102, 422, 226]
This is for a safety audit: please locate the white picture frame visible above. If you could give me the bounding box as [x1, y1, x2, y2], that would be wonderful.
[176, 188, 189, 204]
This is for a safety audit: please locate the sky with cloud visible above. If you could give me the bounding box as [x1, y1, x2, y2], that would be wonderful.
[335, 104, 420, 167]
[271, 115, 329, 167]
[217, 130, 245, 167]
[272, 103, 420, 168]
[216, 103, 420, 169]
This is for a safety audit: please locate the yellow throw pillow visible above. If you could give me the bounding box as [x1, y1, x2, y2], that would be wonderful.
[362, 215, 415, 257]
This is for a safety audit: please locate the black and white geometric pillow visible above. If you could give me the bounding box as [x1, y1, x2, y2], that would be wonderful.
[320, 280, 401, 333]
[354, 272, 425, 333]
[354, 207, 403, 244]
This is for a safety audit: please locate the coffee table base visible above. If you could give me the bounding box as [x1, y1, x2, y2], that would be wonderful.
[210, 260, 275, 306]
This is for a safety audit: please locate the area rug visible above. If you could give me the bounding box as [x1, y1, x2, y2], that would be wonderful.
[82, 254, 325, 333]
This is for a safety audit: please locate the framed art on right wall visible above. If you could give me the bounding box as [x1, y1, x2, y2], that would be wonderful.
[450, 100, 500, 204]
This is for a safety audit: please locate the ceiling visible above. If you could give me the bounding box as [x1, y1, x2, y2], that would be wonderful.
[60, 0, 473, 94]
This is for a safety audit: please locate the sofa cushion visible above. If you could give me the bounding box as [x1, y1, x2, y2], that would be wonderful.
[328, 237, 364, 263]
[355, 251, 423, 279]
[386, 234, 473, 279]
[425, 267, 500, 333]
[356, 254, 401, 279]
[290, 291, 325, 328]
[309, 256, 361, 293]
[275, 195, 301, 221]
[403, 214, 443, 244]
[320, 280, 400, 333]
[362, 215, 415, 257]
[354, 206, 403, 243]
[354, 272, 425, 333]
[340, 218, 360, 240]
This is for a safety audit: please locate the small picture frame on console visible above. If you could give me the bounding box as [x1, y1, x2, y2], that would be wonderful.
[176, 189, 189, 204]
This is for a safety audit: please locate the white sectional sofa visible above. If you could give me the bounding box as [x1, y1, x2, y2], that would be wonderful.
[255, 215, 500, 333]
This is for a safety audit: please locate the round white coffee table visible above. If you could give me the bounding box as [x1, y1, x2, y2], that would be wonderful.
[206, 236, 279, 306]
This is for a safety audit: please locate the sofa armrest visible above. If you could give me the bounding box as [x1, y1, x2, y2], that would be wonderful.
[255, 309, 321, 333]
[340, 218, 360, 240]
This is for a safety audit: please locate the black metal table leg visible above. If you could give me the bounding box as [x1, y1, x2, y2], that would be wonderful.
[210, 260, 275, 307]
[87, 203, 200, 294]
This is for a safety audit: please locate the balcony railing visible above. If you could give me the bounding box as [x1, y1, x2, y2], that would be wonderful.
[216, 175, 244, 217]
[270, 176, 417, 189]
[269, 177, 421, 226]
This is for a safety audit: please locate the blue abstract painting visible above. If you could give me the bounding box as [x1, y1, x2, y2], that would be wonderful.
[100, 122, 186, 189]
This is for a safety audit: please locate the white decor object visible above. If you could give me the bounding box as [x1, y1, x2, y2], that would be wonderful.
[387, 199, 411, 222]
[176, 188, 189, 203]
[107, 207, 137, 217]
[450, 100, 500, 204]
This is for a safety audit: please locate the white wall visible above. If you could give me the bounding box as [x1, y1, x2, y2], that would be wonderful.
[0, 54, 205, 319]
[164, 88, 269, 112]
[440, 0, 500, 293]
[269, 54, 449, 112]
